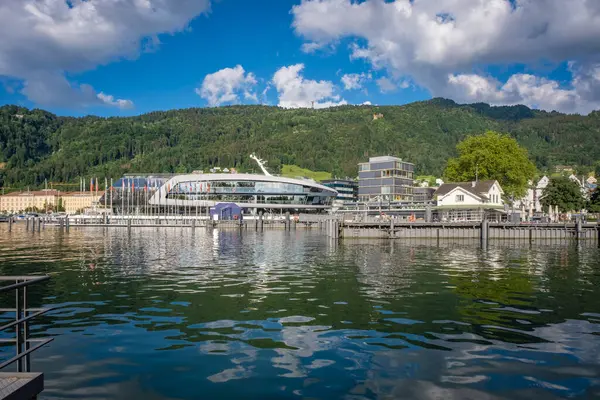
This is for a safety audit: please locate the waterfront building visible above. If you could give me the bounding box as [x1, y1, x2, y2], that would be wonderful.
[515, 176, 549, 213]
[434, 180, 505, 221]
[0, 190, 102, 213]
[435, 180, 504, 207]
[358, 156, 415, 202]
[101, 157, 337, 214]
[0, 190, 59, 213]
[321, 179, 358, 203]
[148, 173, 336, 211]
[61, 192, 104, 214]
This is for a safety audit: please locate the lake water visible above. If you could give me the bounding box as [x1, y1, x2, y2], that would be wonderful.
[1, 226, 599, 399]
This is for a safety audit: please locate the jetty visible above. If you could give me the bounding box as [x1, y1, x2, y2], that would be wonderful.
[0, 276, 52, 400]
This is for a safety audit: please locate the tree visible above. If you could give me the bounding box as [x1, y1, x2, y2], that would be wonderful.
[588, 189, 600, 213]
[541, 177, 585, 213]
[443, 131, 537, 199]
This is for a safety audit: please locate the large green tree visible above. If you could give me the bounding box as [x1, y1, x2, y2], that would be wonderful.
[541, 177, 585, 212]
[443, 131, 537, 199]
[588, 189, 600, 213]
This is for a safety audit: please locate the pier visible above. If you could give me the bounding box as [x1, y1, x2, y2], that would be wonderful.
[325, 219, 600, 245]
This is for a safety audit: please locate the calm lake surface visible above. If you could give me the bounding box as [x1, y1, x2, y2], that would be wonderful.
[1, 226, 599, 399]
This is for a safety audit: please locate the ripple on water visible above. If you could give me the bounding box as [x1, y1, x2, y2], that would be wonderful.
[0, 227, 599, 399]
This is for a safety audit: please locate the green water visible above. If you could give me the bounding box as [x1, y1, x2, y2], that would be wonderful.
[0, 226, 599, 399]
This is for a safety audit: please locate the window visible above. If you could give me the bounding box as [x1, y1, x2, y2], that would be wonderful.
[455, 194, 464, 202]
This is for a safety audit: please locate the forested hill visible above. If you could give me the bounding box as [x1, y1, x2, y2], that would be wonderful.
[1, 99, 599, 189]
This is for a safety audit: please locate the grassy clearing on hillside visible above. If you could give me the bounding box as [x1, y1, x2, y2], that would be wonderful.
[280, 165, 332, 181]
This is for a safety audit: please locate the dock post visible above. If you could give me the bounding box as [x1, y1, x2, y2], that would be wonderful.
[66, 217, 70, 232]
[259, 211, 263, 230]
[480, 219, 488, 248]
[192, 219, 196, 230]
[285, 212, 290, 230]
[390, 218, 394, 239]
[576, 217, 583, 241]
[8, 216, 12, 232]
[127, 218, 132, 233]
[26, 217, 30, 231]
[529, 226, 533, 245]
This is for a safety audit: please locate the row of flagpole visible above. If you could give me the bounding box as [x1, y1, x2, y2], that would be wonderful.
[75, 176, 214, 218]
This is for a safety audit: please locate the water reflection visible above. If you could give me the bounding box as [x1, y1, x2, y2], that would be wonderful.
[0, 225, 599, 399]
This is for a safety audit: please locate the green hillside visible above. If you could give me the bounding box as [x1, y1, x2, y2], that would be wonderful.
[280, 165, 332, 181]
[1, 99, 599, 189]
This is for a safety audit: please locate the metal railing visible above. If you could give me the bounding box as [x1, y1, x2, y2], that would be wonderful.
[0, 276, 52, 372]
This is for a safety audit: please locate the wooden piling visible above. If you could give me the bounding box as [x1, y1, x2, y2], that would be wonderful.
[480, 219, 488, 248]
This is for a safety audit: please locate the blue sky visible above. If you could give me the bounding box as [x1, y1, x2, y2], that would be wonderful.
[0, 0, 599, 116]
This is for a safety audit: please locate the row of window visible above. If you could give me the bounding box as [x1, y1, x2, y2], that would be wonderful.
[165, 194, 334, 205]
[170, 181, 331, 195]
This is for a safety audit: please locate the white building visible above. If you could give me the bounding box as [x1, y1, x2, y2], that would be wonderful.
[516, 176, 549, 213]
[434, 180, 504, 208]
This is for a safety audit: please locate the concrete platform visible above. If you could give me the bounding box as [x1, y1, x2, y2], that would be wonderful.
[0, 373, 43, 400]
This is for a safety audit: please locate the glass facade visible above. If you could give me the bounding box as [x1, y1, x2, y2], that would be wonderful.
[321, 179, 358, 202]
[358, 156, 415, 202]
[166, 179, 336, 206]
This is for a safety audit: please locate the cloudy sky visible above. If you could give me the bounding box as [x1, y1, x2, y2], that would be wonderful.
[1, 0, 599, 116]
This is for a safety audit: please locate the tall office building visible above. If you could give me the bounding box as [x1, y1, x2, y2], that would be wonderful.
[358, 156, 415, 202]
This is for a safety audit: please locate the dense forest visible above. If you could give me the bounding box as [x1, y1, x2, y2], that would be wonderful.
[1, 98, 599, 190]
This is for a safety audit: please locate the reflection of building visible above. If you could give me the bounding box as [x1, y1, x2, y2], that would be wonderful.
[358, 156, 415, 202]
[321, 179, 358, 203]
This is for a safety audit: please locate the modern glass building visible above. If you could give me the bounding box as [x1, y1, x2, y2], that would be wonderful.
[321, 179, 358, 203]
[101, 173, 337, 214]
[150, 174, 337, 211]
[358, 156, 415, 202]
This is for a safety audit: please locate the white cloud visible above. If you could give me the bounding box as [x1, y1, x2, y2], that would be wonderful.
[97, 92, 134, 110]
[376, 77, 397, 93]
[20, 70, 133, 109]
[341, 72, 371, 90]
[0, 0, 211, 108]
[446, 64, 600, 114]
[196, 65, 257, 106]
[272, 64, 347, 108]
[292, 0, 600, 113]
[362, 101, 372, 105]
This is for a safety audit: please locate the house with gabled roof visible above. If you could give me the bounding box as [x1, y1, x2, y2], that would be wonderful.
[434, 180, 504, 207]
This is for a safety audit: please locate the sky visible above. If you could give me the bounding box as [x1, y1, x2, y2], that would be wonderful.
[0, 0, 599, 117]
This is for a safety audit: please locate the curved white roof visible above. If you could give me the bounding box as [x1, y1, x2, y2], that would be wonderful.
[147, 173, 337, 210]
[165, 173, 335, 193]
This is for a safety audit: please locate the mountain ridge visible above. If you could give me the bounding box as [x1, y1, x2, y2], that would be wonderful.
[1, 99, 599, 189]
